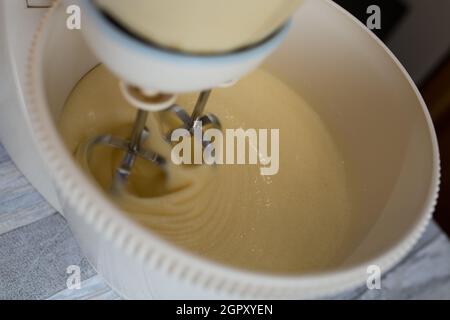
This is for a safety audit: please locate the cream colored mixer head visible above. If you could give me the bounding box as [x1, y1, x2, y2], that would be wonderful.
[95, 0, 303, 54]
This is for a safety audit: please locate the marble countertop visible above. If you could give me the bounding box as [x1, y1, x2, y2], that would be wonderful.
[0, 143, 449, 300]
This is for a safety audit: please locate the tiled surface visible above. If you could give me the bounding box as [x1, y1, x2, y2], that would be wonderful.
[0, 145, 55, 235]
[0, 214, 96, 300]
[1, 143, 450, 300]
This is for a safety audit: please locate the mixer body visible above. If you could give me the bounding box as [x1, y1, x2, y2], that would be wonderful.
[0, 0, 60, 211]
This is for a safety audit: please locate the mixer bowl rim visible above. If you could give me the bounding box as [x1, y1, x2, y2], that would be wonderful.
[26, 0, 440, 298]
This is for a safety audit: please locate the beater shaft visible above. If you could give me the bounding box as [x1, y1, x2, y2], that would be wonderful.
[112, 110, 149, 192]
[190, 90, 212, 128]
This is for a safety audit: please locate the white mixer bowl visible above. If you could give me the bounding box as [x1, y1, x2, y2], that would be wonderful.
[26, 0, 440, 299]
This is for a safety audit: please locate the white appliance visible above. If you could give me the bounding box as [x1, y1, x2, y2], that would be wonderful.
[0, 0, 440, 299]
[0, 0, 61, 210]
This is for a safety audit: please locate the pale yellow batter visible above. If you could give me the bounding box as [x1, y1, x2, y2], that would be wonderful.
[59, 65, 354, 274]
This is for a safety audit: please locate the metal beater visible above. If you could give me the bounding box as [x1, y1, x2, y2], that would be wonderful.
[81, 83, 221, 192]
